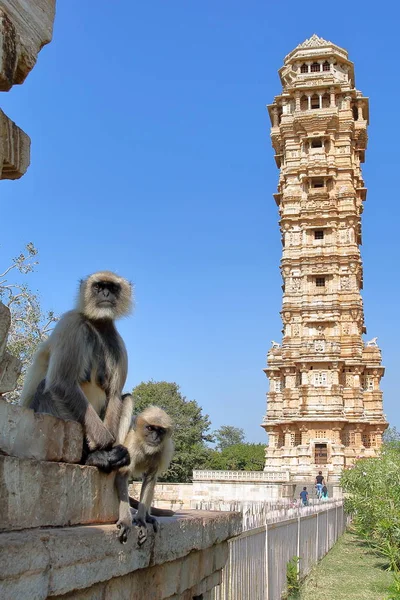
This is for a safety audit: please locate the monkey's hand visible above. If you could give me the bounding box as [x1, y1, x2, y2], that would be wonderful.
[107, 444, 131, 470]
[85, 445, 130, 473]
[145, 514, 159, 533]
[132, 517, 148, 546]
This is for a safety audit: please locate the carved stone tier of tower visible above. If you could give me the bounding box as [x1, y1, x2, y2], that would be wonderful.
[262, 35, 387, 483]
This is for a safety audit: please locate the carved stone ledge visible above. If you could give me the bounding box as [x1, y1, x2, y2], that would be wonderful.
[0, 109, 30, 179]
[0, 302, 22, 392]
[0, 0, 56, 90]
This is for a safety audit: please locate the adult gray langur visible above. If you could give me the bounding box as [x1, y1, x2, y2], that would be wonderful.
[20, 270, 133, 471]
[114, 398, 174, 544]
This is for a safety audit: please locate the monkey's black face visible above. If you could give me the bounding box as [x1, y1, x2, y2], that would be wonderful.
[144, 424, 167, 446]
[92, 281, 121, 308]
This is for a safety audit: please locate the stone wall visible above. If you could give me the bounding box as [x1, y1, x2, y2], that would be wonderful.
[0, 398, 242, 599]
[130, 471, 301, 510]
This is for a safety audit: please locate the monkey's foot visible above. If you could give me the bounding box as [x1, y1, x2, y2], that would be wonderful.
[116, 516, 132, 544]
[132, 518, 148, 546]
[146, 514, 159, 533]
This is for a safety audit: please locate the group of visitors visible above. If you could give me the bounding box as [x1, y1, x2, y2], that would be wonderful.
[299, 471, 329, 506]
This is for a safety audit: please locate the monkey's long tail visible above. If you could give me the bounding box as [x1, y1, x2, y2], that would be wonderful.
[129, 496, 175, 517]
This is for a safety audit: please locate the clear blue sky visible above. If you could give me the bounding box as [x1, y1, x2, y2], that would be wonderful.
[1, 1, 399, 442]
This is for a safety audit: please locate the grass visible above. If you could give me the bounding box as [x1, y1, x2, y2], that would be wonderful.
[299, 530, 393, 600]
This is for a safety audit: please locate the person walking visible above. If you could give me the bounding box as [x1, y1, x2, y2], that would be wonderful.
[315, 471, 325, 499]
[321, 485, 329, 501]
[299, 487, 309, 506]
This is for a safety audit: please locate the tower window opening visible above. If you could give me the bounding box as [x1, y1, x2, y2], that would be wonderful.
[314, 230, 324, 240]
[313, 372, 328, 387]
[311, 138, 323, 148]
[311, 62, 320, 73]
[311, 94, 320, 109]
[316, 277, 325, 287]
[362, 434, 376, 448]
[315, 430, 327, 438]
[311, 178, 324, 188]
[323, 61, 330, 71]
[300, 95, 308, 111]
[301, 63, 308, 73]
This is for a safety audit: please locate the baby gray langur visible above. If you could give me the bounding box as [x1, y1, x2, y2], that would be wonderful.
[20, 270, 133, 471]
[115, 397, 174, 545]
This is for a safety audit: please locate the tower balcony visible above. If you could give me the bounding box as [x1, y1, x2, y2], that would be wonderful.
[292, 107, 339, 134]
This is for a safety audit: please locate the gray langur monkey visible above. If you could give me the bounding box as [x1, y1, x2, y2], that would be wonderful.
[114, 398, 174, 545]
[20, 271, 133, 471]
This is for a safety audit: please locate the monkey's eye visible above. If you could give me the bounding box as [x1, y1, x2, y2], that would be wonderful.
[146, 425, 154, 432]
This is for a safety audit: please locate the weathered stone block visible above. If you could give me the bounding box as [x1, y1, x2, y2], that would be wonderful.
[0, 398, 83, 462]
[0, 350, 21, 393]
[0, 301, 11, 359]
[0, 511, 241, 598]
[0, 108, 31, 179]
[0, 0, 56, 90]
[0, 455, 119, 531]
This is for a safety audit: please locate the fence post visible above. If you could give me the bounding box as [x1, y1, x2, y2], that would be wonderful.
[335, 503, 337, 540]
[326, 505, 329, 552]
[297, 516, 301, 577]
[316, 510, 319, 561]
[265, 522, 269, 600]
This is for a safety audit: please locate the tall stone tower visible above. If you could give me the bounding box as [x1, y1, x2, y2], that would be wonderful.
[262, 35, 387, 483]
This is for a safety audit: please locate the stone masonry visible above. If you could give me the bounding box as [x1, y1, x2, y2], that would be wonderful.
[0, 398, 242, 599]
[262, 35, 388, 482]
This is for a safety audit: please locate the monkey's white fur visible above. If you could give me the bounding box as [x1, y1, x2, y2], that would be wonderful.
[115, 404, 174, 545]
[78, 270, 133, 321]
[20, 271, 133, 453]
[120, 406, 174, 477]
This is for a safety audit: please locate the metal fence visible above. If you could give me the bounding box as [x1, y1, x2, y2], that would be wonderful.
[211, 500, 346, 600]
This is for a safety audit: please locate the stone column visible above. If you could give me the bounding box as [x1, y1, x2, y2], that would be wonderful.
[330, 87, 336, 107]
[272, 106, 279, 127]
[353, 367, 362, 389]
[295, 91, 301, 112]
[300, 425, 308, 445]
[307, 95, 311, 110]
[284, 429, 292, 447]
[357, 101, 364, 120]
[354, 426, 364, 449]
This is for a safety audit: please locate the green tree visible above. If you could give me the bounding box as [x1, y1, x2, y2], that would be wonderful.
[383, 426, 400, 444]
[214, 425, 245, 450]
[0, 243, 58, 402]
[132, 380, 213, 482]
[205, 443, 265, 471]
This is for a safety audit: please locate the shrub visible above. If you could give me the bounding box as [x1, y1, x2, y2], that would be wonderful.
[341, 442, 400, 571]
